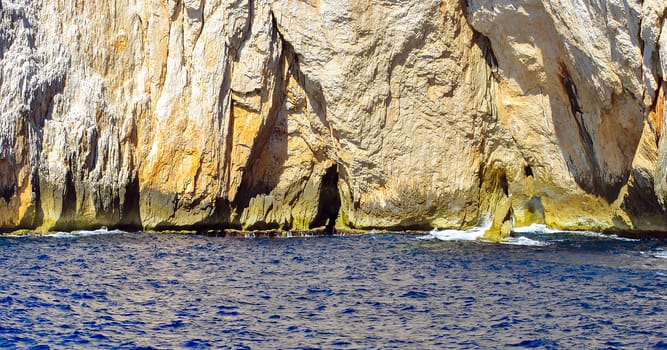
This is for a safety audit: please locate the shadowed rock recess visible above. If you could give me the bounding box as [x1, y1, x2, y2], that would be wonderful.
[2, 0, 667, 238]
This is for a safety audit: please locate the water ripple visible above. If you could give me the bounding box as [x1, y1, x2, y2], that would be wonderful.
[0, 231, 665, 348]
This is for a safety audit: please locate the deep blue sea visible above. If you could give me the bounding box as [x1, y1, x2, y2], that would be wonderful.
[0, 227, 666, 349]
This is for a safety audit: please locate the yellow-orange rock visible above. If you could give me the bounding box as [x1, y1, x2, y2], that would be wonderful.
[0, 0, 666, 236]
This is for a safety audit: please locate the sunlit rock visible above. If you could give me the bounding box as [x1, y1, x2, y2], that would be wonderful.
[1, 0, 666, 235]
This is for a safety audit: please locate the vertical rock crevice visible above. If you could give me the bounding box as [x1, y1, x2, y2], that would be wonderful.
[480, 166, 514, 241]
[227, 7, 342, 233]
[559, 65, 604, 199]
[230, 8, 289, 213]
[52, 168, 77, 230]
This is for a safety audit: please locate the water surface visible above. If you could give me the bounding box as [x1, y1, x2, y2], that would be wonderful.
[0, 229, 665, 349]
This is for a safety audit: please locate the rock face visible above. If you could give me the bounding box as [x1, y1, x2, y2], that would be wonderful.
[1, 0, 666, 236]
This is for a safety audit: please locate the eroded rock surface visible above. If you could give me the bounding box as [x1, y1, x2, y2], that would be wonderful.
[1, 0, 666, 236]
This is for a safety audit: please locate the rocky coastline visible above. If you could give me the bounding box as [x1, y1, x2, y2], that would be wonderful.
[2, 0, 667, 239]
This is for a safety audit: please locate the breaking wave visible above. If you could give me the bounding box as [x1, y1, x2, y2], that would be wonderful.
[419, 223, 647, 246]
[417, 224, 490, 241]
[39, 227, 127, 238]
[502, 236, 550, 246]
[513, 224, 641, 242]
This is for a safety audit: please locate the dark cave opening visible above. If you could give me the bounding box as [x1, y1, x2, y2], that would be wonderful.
[119, 176, 142, 229]
[524, 165, 533, 178]
[498, 172, 509, 196]
[0, 185, 15, 203]
[312, 165, 341, 234]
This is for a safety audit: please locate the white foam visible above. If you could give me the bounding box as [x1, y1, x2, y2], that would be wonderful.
[418, 224, 490, 241]
[421, 223, 640, 246]
[512, 224, 560, 234]
[568, 230, 640, 242]
[512, 224, 640, 241]
[502, 236, 550, 247]
[418, 226, 549, 246]
[1, 227, 125, 238]
[653, 249, 667, 259]
[43, 227, 126, 238]
[2, 233, 28, 238]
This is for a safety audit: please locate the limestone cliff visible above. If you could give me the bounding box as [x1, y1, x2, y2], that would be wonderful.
[1, 0, 666, 237]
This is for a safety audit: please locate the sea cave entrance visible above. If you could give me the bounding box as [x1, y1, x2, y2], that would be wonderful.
[312, 165, 341, 234]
